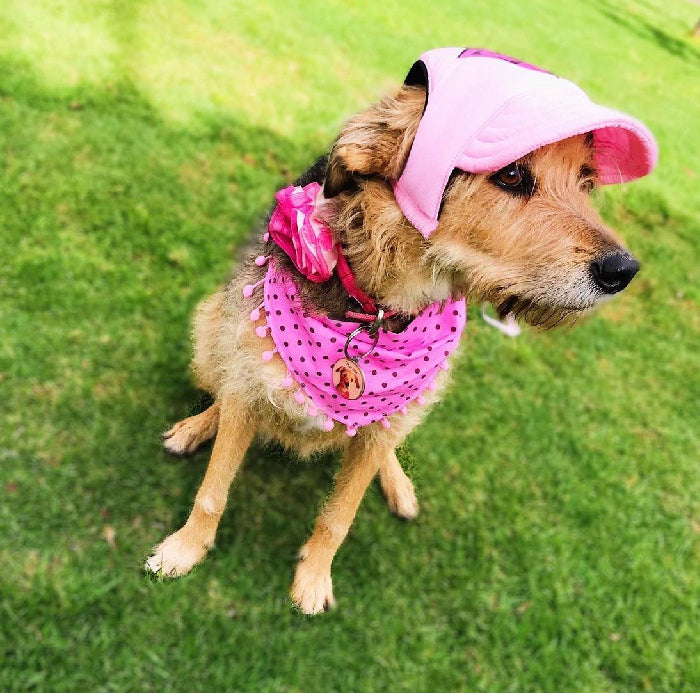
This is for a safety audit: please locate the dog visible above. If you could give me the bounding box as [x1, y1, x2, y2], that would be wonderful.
[146, 48, 657, 614]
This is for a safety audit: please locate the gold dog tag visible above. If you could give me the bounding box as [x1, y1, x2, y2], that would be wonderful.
[331, 358, 365, 400]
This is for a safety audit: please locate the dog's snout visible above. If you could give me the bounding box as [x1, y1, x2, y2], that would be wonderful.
[590, 252, 640, 294]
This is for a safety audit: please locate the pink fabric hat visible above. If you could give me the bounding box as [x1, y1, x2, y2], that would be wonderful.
[393, 47, 658, 238]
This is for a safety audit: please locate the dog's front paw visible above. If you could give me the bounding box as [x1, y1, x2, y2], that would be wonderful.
[145, 529, 208, 577]
[162, 419, 204, 455]
[291, 552, 335, 614]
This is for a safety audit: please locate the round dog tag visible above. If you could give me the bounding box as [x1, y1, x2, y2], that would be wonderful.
[332, 358, 365, 400]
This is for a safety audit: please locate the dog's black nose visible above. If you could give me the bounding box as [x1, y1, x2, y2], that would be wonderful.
[590, 252, 640, 294]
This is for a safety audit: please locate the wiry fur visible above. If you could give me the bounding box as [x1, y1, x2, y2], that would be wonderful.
[145, 83, 636, 613]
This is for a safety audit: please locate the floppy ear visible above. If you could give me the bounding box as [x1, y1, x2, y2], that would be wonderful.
[323, 85, 426, 198]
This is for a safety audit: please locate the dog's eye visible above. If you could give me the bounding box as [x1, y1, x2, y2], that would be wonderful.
[490, 163, 535, 197]
[496, 165, 522, 188]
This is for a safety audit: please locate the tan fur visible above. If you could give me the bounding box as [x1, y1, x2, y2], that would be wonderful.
[146, 82, 636, 613]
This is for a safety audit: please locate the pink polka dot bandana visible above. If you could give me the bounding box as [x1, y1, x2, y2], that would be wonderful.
[256, 260, 467, 433]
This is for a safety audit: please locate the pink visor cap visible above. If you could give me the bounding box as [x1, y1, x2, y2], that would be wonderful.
[393, 47, 658, 238]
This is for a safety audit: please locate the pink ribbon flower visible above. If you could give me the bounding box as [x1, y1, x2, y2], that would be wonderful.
[267, 182, 339, 283]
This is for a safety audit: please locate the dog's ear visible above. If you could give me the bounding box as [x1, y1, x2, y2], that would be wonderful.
[324, 85, 426, 199]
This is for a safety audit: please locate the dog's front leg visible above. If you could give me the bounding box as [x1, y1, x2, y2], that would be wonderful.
[291, 435, 395, 614]
[146, 395, 256, 577]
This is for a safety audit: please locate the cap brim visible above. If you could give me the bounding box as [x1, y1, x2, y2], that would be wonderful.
[456, 88, 658, 184]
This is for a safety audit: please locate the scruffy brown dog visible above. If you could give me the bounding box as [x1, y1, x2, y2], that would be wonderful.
[146, 49, 654, 614]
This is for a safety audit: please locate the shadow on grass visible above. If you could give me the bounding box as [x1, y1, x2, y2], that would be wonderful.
[0, 51, 335, 558]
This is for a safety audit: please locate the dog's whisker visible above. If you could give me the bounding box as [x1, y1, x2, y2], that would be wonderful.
[533, 308, 547, 327]
[552, 310, 568, 328]
[539, 307, 560, 328]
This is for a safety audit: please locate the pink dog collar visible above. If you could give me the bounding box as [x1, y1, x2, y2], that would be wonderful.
[394, 47, 659, 238]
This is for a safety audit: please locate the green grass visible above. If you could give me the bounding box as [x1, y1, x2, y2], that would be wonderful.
[1, 0, 698, 691]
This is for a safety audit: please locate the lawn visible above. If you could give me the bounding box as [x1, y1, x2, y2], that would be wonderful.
[0, 0, 698, 692]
